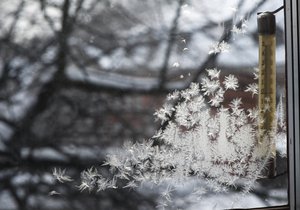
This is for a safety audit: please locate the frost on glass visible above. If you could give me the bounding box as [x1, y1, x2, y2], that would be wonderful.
[54, 68, 286, 207]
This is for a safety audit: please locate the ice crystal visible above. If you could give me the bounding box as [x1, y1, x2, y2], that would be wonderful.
[123, 180, 138, 189]
[52, 168, 73, 183]
[78, 167, 99, 192]
[263, 97, 272, 112]
[208, 41, 231, 54]
[277, 94, 286, 131]
[231, 20, 248, 34]
[209, 94, 223, 107]
[245, 83, 258, 97]
[154, 103, 174, 124]
[247, 108, 259, 121]
[160, 185, 174, 202]
[76, 167, 117, 192]
[253, 67, 259, 80]
[230, 98, 242, 110]
[224, 74, 239, 90]
[207, 68, 221, 79]
[201, 77, 220, 96]
[167, 90, 180, 101]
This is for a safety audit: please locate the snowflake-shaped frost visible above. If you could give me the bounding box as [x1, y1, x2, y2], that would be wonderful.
[208, 41, 231, 54]
[245, 83, 258, 97]
[224, 74, 239, 90]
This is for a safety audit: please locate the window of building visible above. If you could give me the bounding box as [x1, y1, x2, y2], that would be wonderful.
[1, 0, 298, 209]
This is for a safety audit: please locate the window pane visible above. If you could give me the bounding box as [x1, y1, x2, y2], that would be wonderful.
[0, 0, 287, 209]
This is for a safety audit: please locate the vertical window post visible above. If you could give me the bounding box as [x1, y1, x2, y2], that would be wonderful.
[285, 0, 300, 209]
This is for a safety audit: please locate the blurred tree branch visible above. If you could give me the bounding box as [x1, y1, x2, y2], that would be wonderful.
[158, 0, 184, 89]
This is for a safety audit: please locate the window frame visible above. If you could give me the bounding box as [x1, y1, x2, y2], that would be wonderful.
[285, 0, 300, 209]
